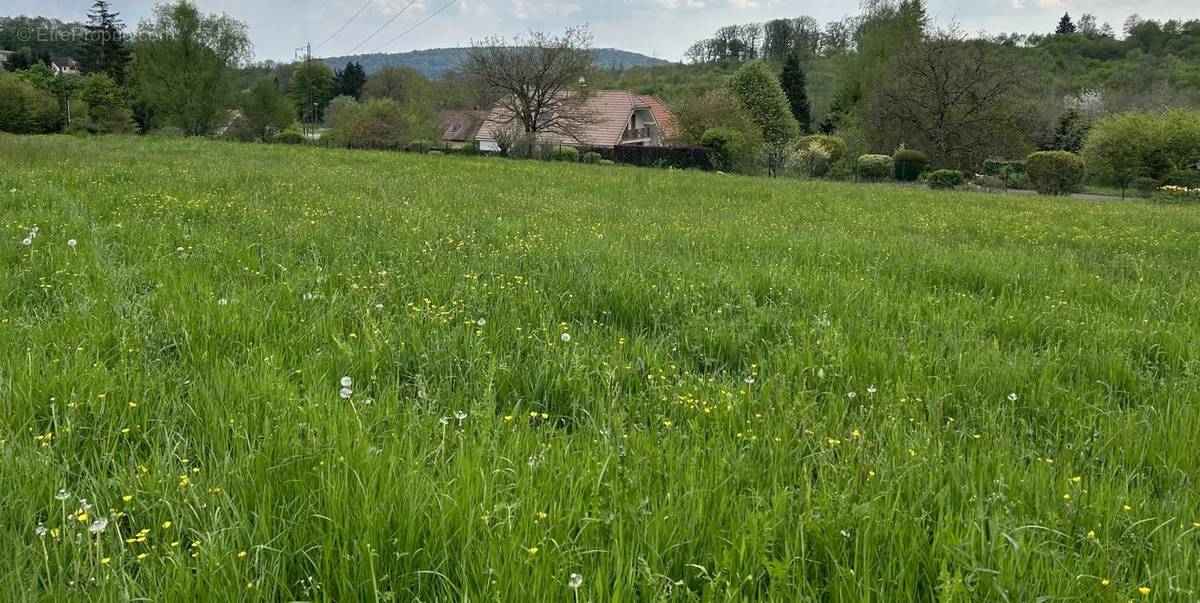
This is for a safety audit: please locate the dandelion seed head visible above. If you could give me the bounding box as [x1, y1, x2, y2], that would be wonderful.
[88, 517, 109, 534]
[1008, 393, 1018, 402]
[21, 237, 32, 246]
[569, 573, 583, 589]
[560, 332, 571, 343]
[454, 410, 468, 421]
[339, 387, 353, 399]
[67, 239, 77, 247]
[340, 376, 353, 388]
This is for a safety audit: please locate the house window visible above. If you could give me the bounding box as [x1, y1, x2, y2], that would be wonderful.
[451, 123, 461, 133]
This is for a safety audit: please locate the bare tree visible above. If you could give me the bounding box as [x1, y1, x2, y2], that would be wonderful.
[872, 29, 1034, 169]
[465, 27, 596, 141]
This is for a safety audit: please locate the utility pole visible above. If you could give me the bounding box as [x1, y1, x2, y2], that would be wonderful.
[295, 43, 313, 139]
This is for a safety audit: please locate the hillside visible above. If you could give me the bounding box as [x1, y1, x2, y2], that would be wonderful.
[322, 46, 671, 77]
[3, 134, 1199, 600]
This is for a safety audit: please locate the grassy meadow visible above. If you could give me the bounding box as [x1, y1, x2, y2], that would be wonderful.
[2, 134, 1199, 601]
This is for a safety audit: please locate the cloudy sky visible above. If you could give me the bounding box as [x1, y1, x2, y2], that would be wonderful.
[11, 0, 1200, 62]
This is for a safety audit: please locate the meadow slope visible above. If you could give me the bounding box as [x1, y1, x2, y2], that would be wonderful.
[1, 135, 1199, 601]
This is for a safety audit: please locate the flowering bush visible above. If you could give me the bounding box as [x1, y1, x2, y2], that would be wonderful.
[857, 154, 893, 181]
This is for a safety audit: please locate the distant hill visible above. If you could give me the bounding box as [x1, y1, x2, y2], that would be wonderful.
[321, 47, 671, 78]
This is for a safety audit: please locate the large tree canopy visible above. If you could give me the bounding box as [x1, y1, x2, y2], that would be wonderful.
[464, 27, 596, 138]
[131, 0, 251, 135]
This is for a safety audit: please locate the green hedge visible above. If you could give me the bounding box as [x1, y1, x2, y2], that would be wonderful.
[1026, 151, 1086, 195]
[925, 169, 966, 190]
[893, 149, 929, 182]
[548, 147, 580, 162]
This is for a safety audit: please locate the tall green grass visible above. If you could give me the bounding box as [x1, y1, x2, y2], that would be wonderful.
[1, 134, 1198, 601]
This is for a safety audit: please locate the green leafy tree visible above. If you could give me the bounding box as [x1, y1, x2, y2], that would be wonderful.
[78, 73, 135, 132]
[333, 61, 367, 100]
[778, 52, 812, 134]
[1053, 108, 1088, 153]
[239, 76, 295, 142]
[131, 1, 251, 135]
[670, 88, 760, 146]
[3, 47, 38, 72]
[289, 60, 335, 123]
[727, 61, 799, 145]
[0, 71, 63, 133]
[80, 0, 132, 84]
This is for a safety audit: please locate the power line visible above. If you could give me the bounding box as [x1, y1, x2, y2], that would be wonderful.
[342, 0, 418, 55]
[369, 0, 458, 54]
[314, 0, 374, 51]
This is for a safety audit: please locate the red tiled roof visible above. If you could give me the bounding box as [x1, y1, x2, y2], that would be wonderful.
[476, 90, 678, 148]
[438, 110, 487, 142]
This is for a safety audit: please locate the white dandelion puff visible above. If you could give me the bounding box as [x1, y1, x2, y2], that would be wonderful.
[561, 332, 571, 343]
[454, 410, 468, 421]
[339, 387, 353, 400]
[477, 318, 486, 326]
[88, 517, 109, 534]
[1008, 393, 1018, 402]
[217, 298, 228, 306]
[67, 239, 77, 248]
[36, 523, 49, 538]
[569, 573, 583, 589]
[21, 237, 32, 246]
[867, 384, 877, 395]
[340, 376, 353, 388]
[55, 489, 70, 501]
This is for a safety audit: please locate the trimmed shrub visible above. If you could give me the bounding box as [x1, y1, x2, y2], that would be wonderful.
[548, 146, 579, 162]
[893, 149, 930, 182]
[408, 140, 431, 153]
[275, 130, 305, 144]
[857, 154, 893, 180]
[598, 159, 615, 166]
[581, 152, 602, 165]
[925, 169, 966, 190]
[1026, 151, 1085, 195]
[427, 150, 444, 156]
